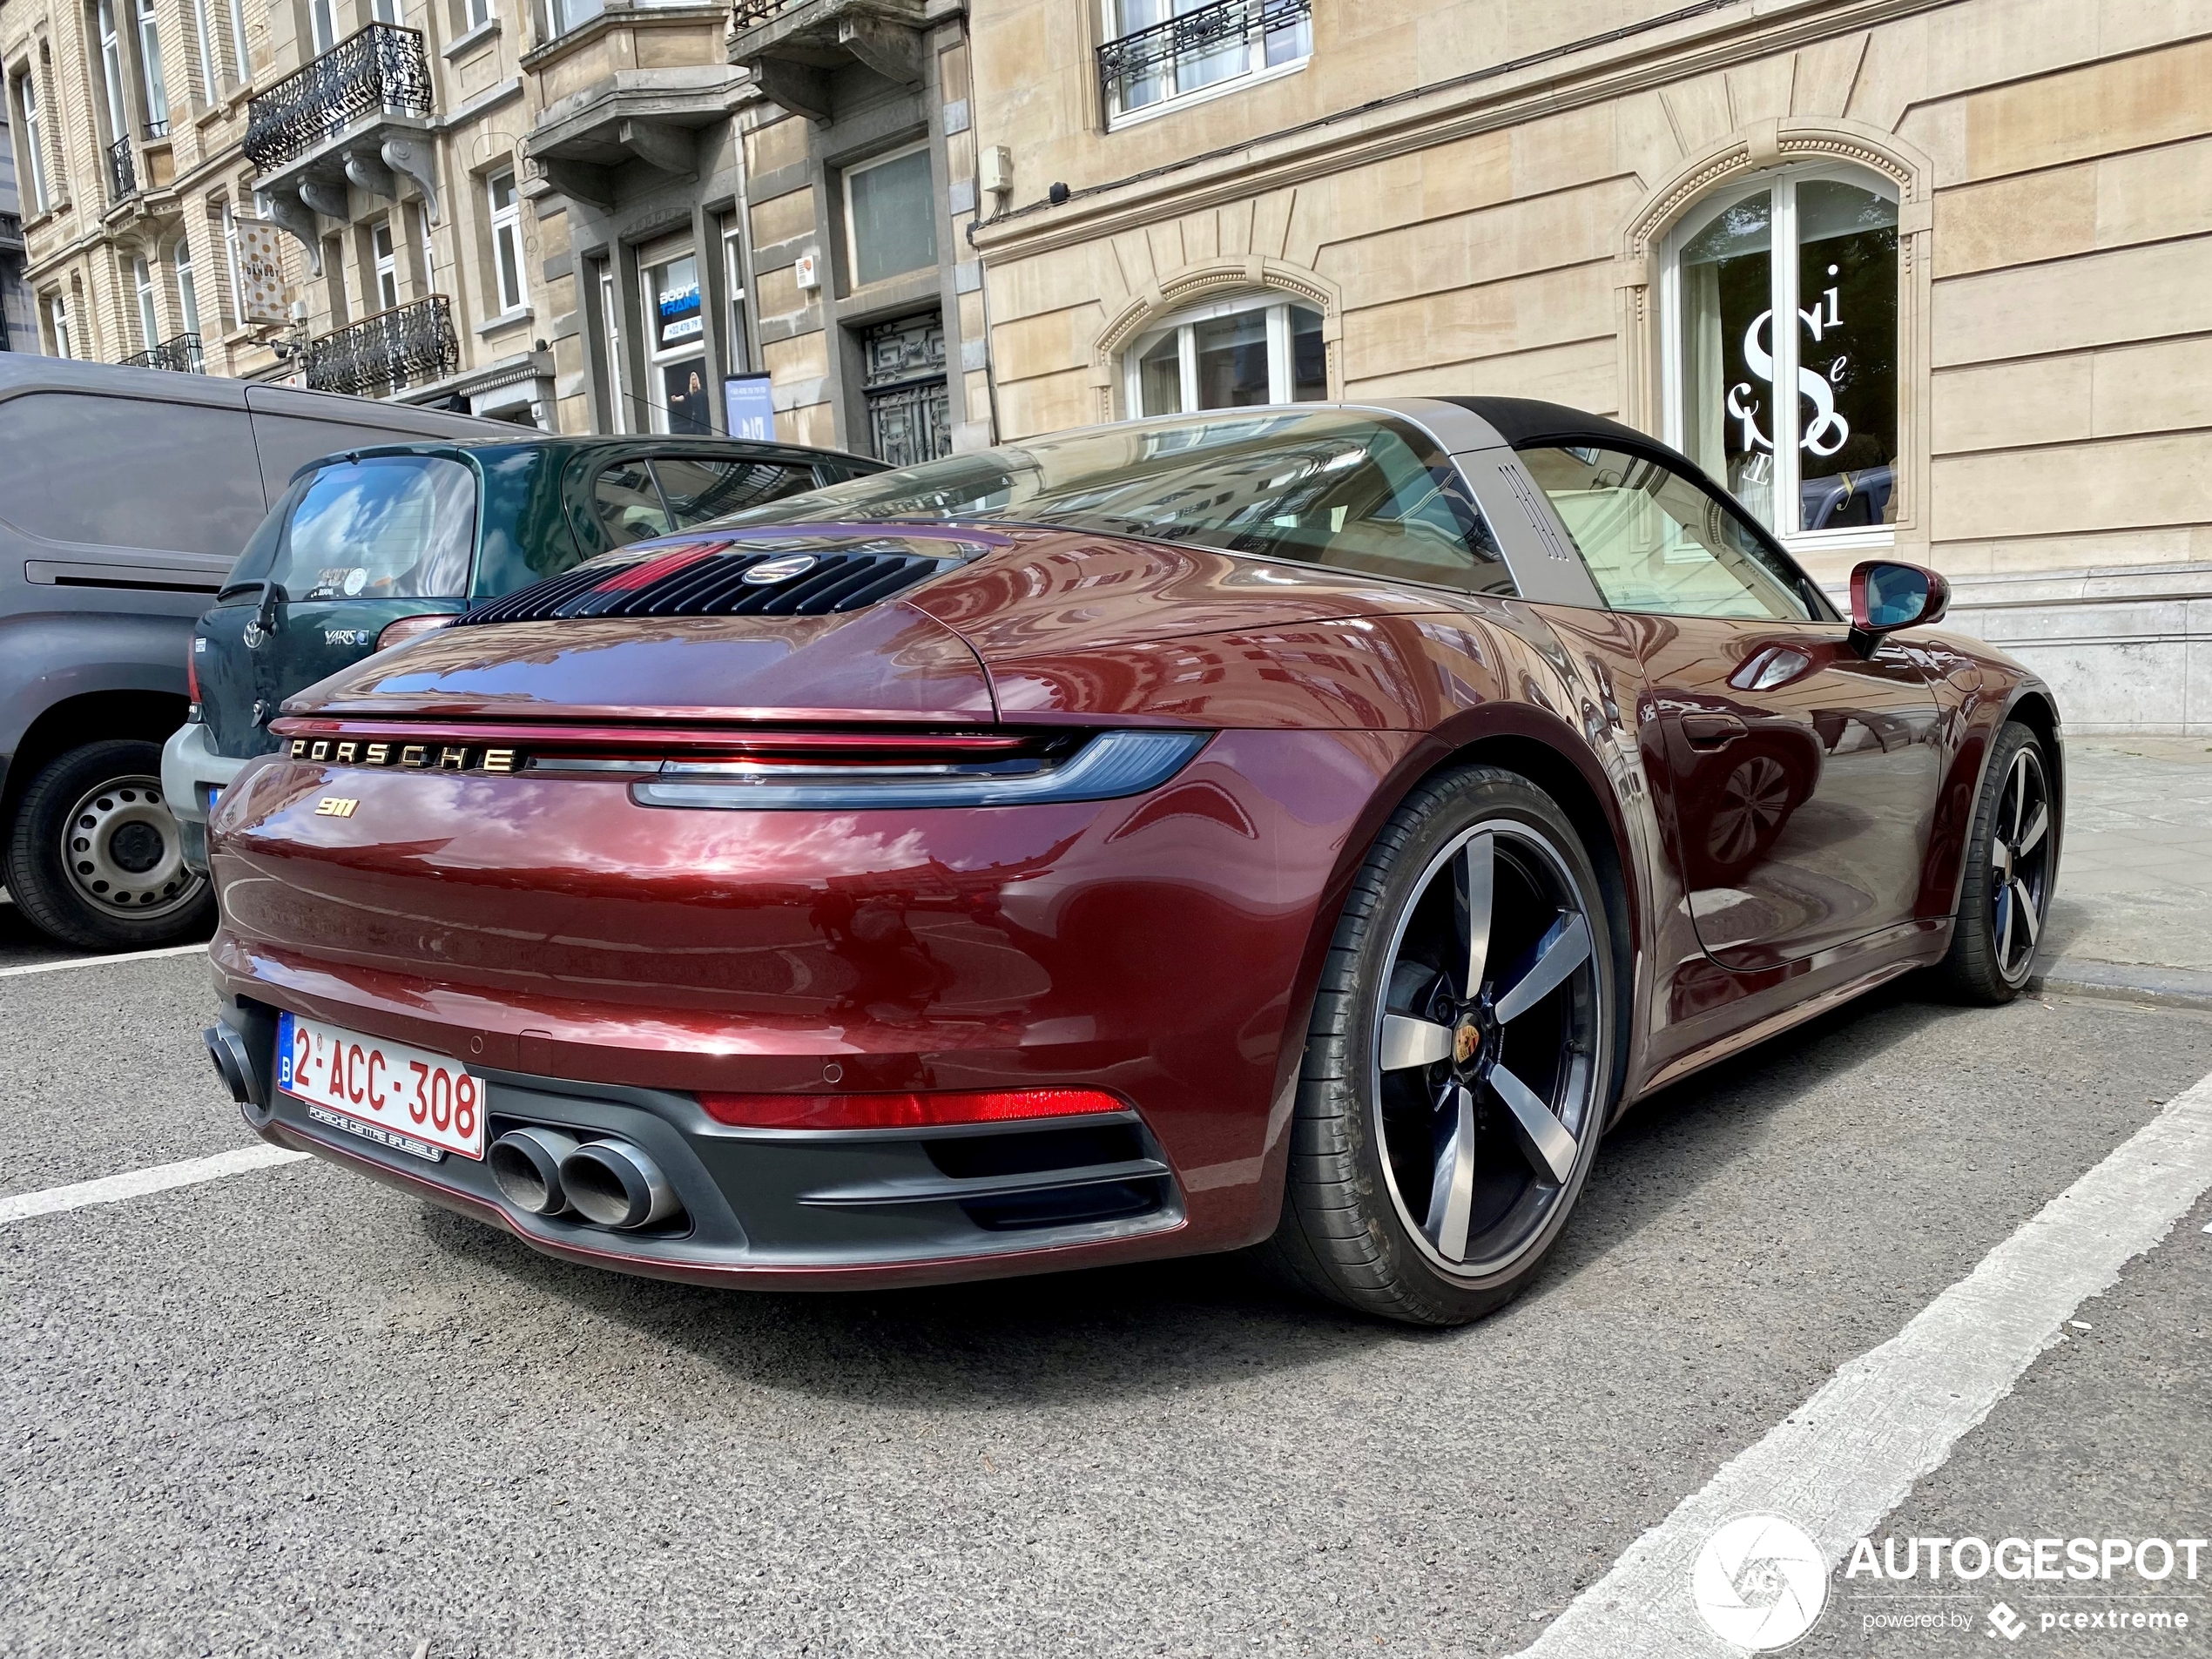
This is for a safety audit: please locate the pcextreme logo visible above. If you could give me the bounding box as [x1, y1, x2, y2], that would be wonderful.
[1691, 1513, 1830, 1651]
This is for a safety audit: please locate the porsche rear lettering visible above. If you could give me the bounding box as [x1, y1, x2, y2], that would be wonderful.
[291, 738, 520, 775]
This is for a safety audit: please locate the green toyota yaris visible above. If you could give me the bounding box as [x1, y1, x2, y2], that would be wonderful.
[162, 433, 880, 881]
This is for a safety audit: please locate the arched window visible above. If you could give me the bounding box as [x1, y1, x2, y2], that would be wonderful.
[1660, 164, 1899, 544]
[1123, 291, 1325, 417]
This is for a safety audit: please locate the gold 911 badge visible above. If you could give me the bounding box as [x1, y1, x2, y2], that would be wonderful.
[314, 798, 359, 818]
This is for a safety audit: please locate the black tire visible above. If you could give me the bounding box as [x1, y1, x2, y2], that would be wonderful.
[1262, 765, 1619, 1326]
[4, 739, 214, 951]
[1937, 720, 2058, 1005]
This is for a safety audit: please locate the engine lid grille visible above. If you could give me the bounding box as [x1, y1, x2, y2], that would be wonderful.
[460, 539, 951, 626]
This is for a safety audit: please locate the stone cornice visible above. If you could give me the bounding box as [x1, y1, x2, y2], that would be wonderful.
[972, 0, 1957, 263]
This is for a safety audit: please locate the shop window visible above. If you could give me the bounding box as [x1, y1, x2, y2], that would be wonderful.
[641, 241, 710, 435]
[487, 168, 524, 313]
[1662, 164, 1899, 543]
[1099, 0, 1312, 126]
[843, 142, 936, 290]
[1123, 291, 1325, 416]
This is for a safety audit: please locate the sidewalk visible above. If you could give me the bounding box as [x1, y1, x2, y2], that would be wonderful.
[2033, 733, 2212, 1008]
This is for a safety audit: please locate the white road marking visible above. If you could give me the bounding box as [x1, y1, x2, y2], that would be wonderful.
[0, 941, 210, 978]
[1516, 1068, 2212, 1657]
[0, 1143, 309, 1225]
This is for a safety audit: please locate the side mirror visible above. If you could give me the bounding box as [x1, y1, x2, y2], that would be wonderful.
[1848, 560, 1947, 657]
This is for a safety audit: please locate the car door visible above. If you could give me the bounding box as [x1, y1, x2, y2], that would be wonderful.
[1516, 443, 1942, 969]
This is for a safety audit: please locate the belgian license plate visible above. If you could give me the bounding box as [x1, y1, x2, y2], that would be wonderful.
[277, 1011, 485, 1163]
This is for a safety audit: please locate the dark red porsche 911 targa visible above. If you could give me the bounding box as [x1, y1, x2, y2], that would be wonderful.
[201, 399, 2060, 1325]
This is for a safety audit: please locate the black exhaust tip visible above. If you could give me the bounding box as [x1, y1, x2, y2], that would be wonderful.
[203, 1025, 259, 1107]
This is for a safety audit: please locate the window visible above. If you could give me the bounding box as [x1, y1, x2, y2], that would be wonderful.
[373, 219, 399, 309]
[592, 459, 671, 545]
[190, 0, 215, 99]
[371, 0, 401, 24]
[1100, 0, 1312, 125]
[487, 168, 523, 313]
[651, 455, 814, 526]
[226, 0, 246, 82]
[640, 241, 708, 435]
[135, 0, 168, 132]
[722, 408, 1514, 597]
[597, 260, 625, 434]
[461, 0, 491, 30]
[133, 254, 160, 347]
[550, 0, 602, 35]
[843, 143, 936, 289]
[414, 201, 435, 294]
[307, 0, 335, 54]
[175, 236, 200, 337]
[271, 456, 479, 598]
[1662, 165, 1899, 542]
[44, 293, 74, 359]
[721, 214, 749, 374]
[14, 71, 49, 213]
[1518, 446, 1817, 622]
[96, 0, 129, 145]
[1124, 292, 1325, 415]
[221, 199, 244, 326]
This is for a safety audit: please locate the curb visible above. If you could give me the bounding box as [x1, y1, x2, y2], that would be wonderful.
[2027, 957, 2212, 1014]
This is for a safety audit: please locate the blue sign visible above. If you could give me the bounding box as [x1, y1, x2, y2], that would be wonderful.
[724, 374, 776, 442]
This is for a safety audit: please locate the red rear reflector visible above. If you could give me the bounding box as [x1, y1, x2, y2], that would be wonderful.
[699, 1088, 1125, 1130]
[591, 543, 724, 592]
[185, 641, 199, 702]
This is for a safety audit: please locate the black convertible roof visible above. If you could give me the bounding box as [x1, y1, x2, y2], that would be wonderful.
[1439, 396, 1680, 459]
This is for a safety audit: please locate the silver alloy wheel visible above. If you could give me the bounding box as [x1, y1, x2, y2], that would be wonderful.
[57, 773, 205, 921]
[1989, 744, 2054, 984]
[1369, 819, 1603, 1278]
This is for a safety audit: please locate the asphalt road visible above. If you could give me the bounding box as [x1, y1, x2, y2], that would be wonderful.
[3, 953, 2209, 1657]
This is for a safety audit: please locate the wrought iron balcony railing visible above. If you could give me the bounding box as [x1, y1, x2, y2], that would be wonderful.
[144, 118, 170, 139]
[302, 295, 459, 399]
[732, 0, 799, 26]
[1096, 0, 1311, 115]
[107, 136, 138, 202]
[122, 334, 206, 374]
[245, 23, 435, 172]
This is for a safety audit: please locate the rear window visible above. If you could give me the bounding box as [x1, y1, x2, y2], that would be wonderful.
[653, 455, 818, 526]
[719, 410, 1514, 597]
[268, 455, 477, 599]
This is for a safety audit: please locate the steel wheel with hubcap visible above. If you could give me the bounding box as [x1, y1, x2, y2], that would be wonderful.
[5, 738, 214, 950]
[1266, 765, 1616, 1325]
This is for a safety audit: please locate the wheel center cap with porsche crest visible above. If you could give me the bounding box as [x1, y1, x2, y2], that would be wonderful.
[1453, 1019, 1483, 1067]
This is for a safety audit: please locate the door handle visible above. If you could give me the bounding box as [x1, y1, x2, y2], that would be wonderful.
[1682, 712, 1748, 749]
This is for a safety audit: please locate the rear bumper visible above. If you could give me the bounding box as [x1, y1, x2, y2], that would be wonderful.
[162, 723, 249, 872]
[219, 999, 1197, 1290]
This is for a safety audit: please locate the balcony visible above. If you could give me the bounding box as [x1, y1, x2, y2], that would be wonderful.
[245, 24, 441, 273]
[302, 295, 460, 399]
[108, 136, 138, 203]
[1096, 0, 1311, 121]
[522, 2, 738, 209]
[121, 334, 206, 374]
[729, 0, 927, 125]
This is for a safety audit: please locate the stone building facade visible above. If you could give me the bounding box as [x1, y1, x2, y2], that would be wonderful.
[1, 0, 559, 419]
[968, 0, 2212, 732]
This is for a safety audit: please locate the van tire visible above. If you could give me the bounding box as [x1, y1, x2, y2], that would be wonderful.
[4, 739, 215, 951]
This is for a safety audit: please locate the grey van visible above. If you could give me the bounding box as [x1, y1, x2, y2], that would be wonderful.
[0, 354, 502, 951]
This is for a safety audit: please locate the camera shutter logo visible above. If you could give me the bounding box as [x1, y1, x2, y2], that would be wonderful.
[1690, 1513, 1830, 1650]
